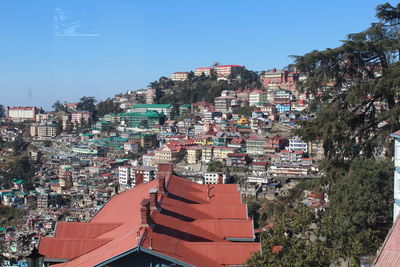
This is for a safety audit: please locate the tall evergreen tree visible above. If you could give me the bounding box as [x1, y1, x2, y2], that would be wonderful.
[249, 3, 400, 266]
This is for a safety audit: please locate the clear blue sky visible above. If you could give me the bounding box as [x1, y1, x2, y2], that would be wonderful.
[0, 0, 396, 109]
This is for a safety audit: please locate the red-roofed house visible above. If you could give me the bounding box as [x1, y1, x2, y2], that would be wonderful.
[39, 165, 260, 266]
[153, 143, 186, 164]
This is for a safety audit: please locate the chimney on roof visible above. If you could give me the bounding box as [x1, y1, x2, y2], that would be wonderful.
[149, 188, 158, 210]
[140, 199, 151, 227]
[158, 177, 166, 195]
[156, 163, 173, 179]
[135, 170, 144, 185]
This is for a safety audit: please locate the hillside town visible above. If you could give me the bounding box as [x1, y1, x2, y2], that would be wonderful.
[0, 65, 328, 265]
[2, 2, 400, 267]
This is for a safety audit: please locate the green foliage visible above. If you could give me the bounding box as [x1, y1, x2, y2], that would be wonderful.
[150, 68, 261, 105]
[323, 157, 393, 258]
[43, 140, 52, 147]
[207, 161, 224, 172]
[77, 96, 97, 113]
[232, 106, 255, 117]
[3, 156, 34, 190]
[0, 104, 4, 117]
[3, 139, 28, 156]
[247, 200, 261, 228]
[52, 100, 67, 112]
[169, 104, 180, 120]
[249, 4, 399, 266]
[96, 98, 122, 117]
[56, 118, 63, 135]
[64, 120, 74, 133]
[247, 205, 331, 267]
[0, 205, 24, 227]
[294, 3, 400, 159]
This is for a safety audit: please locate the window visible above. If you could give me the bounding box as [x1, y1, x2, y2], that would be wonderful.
[396, 141, 400, 160]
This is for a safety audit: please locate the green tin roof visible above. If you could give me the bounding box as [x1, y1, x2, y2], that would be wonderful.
[119, 111, 165, 118]
[132, 104, 172, 108]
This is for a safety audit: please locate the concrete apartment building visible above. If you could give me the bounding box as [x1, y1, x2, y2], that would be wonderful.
[186, 146, 202, 164]
[171, 72, 189, 81]
[30, 124, 57, 140]
[249, 90, 269, 107]
[215, 65, 244, 78]
[288, 138, 308, 153]
[118, 165, 133, 188]
[214, 96, 235, 113]
[203, 172, 226, 184]
[246, 135, 268, 155]
[71, 112, 91, 125]
[6, 106, 38, 122]
[153, 143, 185, 164]
[194, 67, 212, 76]
[134, 166, 156, 185]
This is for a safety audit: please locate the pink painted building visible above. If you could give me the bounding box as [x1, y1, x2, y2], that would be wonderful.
[215, 65, 243, 78]
[71, 111, 91, 124]
[261, 68, 299, 92]
[194, 67, 212, 76]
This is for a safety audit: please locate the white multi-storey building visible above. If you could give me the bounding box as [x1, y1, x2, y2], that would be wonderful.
[118, 165, 132, 188]
[390, 130, 400, 221]
[203, 172, 226, 184]
[249, 90, 268, 107]
[288, 138, 308, 153]
[171, 72, 189, 81]
[6, 107, 38, 122]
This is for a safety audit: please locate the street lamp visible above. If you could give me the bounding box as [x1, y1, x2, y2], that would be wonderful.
[26, 247, 44, 267]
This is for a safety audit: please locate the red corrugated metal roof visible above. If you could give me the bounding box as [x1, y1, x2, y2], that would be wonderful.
[39, 174, 259, 266]
[55, 222, 121, 239]
[39, 238, 112, 260]
[215, 65, 243, 68]
[374, 215, 400, 266]
[180, 242, 260, 265]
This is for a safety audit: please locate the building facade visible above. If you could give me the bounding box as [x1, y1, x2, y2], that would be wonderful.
[71, 112, 91, 125]
[171, 72, 189, 81]
[288, 138, 308, 153]
[215, 65, 243, 78]
[194, 67, 212, 76]
[246, 135, 268, 155]
[249, 90, 269, 107]
[391, 130, 400, 220]
[130, 104, 172, 119]
[6, 107, 37, 122]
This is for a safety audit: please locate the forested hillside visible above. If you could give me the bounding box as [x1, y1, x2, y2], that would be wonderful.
[248, 3, 400, 266]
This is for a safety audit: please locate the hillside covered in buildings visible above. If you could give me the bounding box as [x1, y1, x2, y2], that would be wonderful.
[1, 2, 400, 267]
